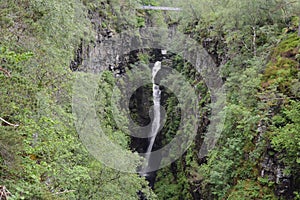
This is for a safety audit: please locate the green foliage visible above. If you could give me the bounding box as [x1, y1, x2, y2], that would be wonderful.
[0, 1, 157, 199]
[155, 158, 193, 200]
[179, 0, 300, 63]
[227, 180, 276, 200]
[262, 33, 300, 95]
[294, 191, 300, 200]
[270, 101, 300, 172]
[260, 32, 300, 186]
[154, 0, 300, 199]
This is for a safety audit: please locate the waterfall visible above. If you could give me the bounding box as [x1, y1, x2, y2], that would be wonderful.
[141, 61, 161, 176]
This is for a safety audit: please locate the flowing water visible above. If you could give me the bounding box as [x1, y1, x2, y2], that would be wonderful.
[141, 61, 161, 176]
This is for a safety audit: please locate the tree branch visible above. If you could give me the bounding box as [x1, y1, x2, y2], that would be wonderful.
[0, 185, 11, 199]
[252, 26, 257, 57]
[0, 67, 11, 77]
[54, 190, 75, 195]
[0, 117, 19, 127]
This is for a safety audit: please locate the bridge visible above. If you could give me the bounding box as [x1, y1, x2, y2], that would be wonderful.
[139, 6, 182, 11]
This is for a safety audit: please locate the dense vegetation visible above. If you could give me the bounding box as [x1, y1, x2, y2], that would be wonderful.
[0, 0, 299, 199]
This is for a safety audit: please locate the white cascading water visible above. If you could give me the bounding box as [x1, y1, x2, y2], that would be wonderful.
[141, 61, 161, 176]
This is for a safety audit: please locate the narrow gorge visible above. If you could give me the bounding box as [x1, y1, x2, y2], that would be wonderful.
[0, 0, 300, 199]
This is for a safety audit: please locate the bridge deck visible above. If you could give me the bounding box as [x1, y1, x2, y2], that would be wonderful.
[139, 6, 182, 11]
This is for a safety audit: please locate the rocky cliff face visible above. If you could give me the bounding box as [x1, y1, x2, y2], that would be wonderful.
[258, 32, 300, 199]
[70, 2, 132, 74]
